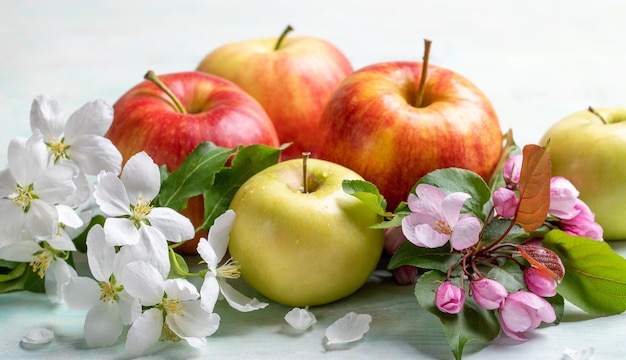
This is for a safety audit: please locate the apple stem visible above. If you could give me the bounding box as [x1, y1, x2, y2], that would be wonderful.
[274, 25, 294, 51]
[302, 151, 311, 193]
[588, 106, 607, 124]
[144, 70, 187, 114]
[414, 39, 432, 108]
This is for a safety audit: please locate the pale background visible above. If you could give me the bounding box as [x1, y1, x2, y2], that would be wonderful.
[1, 1, 626, 359]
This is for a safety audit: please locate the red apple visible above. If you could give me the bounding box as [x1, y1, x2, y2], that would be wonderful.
[105, 70, 280, 253]
[317, 41, 502, 210]
[196, 25, 353, 160]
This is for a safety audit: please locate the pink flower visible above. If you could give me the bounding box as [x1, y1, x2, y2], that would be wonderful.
[549, 177, 580, 220]
[559, 199, 603, 240]
[401, 184, 481, 250]
[435, 281, 465, 314]
[524, 267, 557, 297]
[470, 278, 508, 310]
[503, 155, 523, 189]
[499, 290, 556, 341]
[493, 188, 518, 218]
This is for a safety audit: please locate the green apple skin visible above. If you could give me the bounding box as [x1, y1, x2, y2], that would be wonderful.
[228, 158, 385, 307]
[540, 107, 626, 240]
[317, 61, 502, 210]
[196, 33, 353, 160]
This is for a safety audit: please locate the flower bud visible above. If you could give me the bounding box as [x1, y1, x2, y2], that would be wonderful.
[499, 290, 556, 341]
[524, 267, 557, 297]
[549, 177, 580, 220]
[470, 278, 508, 310]
[493, 188, 518, 218]
[559, 199, 603, 240]
[435, 281, 465, 314]
[503, 155, 522, 189]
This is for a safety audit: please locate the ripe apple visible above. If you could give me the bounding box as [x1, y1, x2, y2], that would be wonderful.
[539, 107, 626, 240]
[317, 41, 502, 210]
[196, 25, 353, 160]
[105, 70, 280, 253]
[228, 157, 385, 307]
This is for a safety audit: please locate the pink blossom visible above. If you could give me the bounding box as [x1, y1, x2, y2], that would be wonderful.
[401, 184, 481, 250]
[524, 267, 557, 297]
[435, 282, 465, 314]
[503, 155, 523, 189]
[549, 177, 580, 220]
[559, 199, 604, 240]
[470, 278, 508, 310]
[493, 188, 518, 218]
[499, 290, 556, 341]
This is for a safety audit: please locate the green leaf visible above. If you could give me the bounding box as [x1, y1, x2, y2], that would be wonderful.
[487, 259, 525, 293]
[415, 270, 500, 360]
[157, 142, 236, 210]
[481, 218, 528, 245]
[543, 229, 626, 316]
[416, 168, 492, 220]
[388, 241, 463, 273]
[342, 179, 393, 218]
[200, 144, 281, 230]
[22, 266, 45, 293]
[72, 214, 106, 253]
[168, 247, 190, 279]
[0, 262, 27, 293]
[546, 293, 565, 324]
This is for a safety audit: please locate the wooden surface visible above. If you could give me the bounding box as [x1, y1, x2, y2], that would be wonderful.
[2, 1, 626, 359]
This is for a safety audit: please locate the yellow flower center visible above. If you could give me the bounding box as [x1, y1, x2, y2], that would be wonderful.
[160, 321, 181, 343]
[130, 196, 153, 226]
[11, 183, 36, 212]
[99, 282, 118, 303]
[434, 220, 453, 235]
[46, 137, 70, 162]
[162, 298, 183, 315]
[30, 250, 52, 278]
[217, 258, 241, 279]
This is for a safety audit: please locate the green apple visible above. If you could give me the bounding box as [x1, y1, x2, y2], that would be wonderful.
[539, 107, 626, 240]
[228, 157, 385, 307]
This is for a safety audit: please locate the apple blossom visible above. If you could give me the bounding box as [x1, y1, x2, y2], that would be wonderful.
[197, 209, 268, 313]
[498, 290, 556, 341]
[549, 176, 580, 220]
[503, 154, 522, 189]
[402, 184, 481, 250]
[30, 94, 122, 175]
[559, 199, 603, 240]
[470, 278, 508, 310]
[435, 281, 465, 314]
[524, 267, 557, 297]
[492, 187, 518, 219]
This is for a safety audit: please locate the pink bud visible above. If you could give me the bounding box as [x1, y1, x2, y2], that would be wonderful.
[493, 188, 519, 218]
[549, 177, 580, 220]
[524, 267, 557, 297]
[391, 265, 418, 285]
[503, 155, 523, 189]
[559, 199, 604, 240]
[435, 282, 465, 314]
[499, 290, 556, 341]
[470, 278, 508, 310]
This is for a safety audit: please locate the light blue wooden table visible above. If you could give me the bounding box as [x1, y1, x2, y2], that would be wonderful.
[2, 1, 626, 359]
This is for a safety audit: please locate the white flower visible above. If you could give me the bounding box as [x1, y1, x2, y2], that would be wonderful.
[325, 312, 372, 345]
[0, 131, 78, 244]
[94, 151, 194, 277]
[64, 225, 139, 348]
[120, 261, 220, 357]
[197, 210, 268, 313]
[284, 307, 317, 330]
[29, 95, 122, 175]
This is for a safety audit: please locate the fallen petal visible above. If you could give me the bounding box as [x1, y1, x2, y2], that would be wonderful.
[21, 328, 54, 345]
[563, 347, 594, 360]
[325, 312, 372, 345]
[284, 307, 317, 330]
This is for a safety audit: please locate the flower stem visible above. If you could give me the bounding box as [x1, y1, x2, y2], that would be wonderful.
[414, 39, 432, 108]
[274, 25, 293, 51]
[144, 70, 187, 114]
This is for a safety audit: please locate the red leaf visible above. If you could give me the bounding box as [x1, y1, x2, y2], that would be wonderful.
[514, 144, 551, 232]
[518, 244, 565, 281]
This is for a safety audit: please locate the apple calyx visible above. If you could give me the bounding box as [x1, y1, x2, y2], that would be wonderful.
[301, 151, 311, 193]
[274, 25, 294, 51]
[414, 38, 432, 108]
[144, 70, 187, 114]
[588, 106, 607, 124]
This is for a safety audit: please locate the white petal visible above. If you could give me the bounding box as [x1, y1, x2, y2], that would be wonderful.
[0, 200, 25, 246]
[219, 278, 268, 312]
[56, 204, 83, 228]
[8, 132, 48, 186]
[136, 225, 170, 278]
[35, 164, 78, 205]
[46, 228, 77, 252]
[120, 261, 164, 306]
[45, 259, 77, 304]
[103, 217, 139, 246]
[563, 347, 595, 360]
[0, 240, 41, 262]
[30, 94, 65, 138]
[94, 171, 132, 217]
[285, 307, 317, 330]
[126, 308, 163, 357]
[68, 135, 122, 176]
[21, 328, 54, 345]
[63, 171, 91, 208]
[118, 290, 141, 325]
[325, 312, 372, 345]
[120, 152, 160, 203]
[164, 278, 200, 302]
[166, 300, 220, 340]
[84, 301, 123, 348]
[0, 167, 17, 197]
[208, 209, 236, 261]
[147, 207, 194, 243]
[64, 276, 100, 310]
[86, 224, 116, 281]
[64, 99, 113, 139]
[197, 238, 218, 271]
[200, 273, 220, 313]
[25, 200, 58, 240]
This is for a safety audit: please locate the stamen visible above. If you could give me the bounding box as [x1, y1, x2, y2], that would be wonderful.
[434, 220, 453, 235]
[99, 282, 118, 303]
[29, 251, 52, 278]
[46, 138, 70, 162]
[160, 321, 181, 343]
[162, 298, 183, 315]
[217, 258, 241, 279]
[131, 196, 153, 226]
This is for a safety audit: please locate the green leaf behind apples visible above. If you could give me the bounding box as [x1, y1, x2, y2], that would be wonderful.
[415, 168, 492, 221]
[543, 229, 626, 316]
[388, 241, 462, 274]
[342, 179, 393, 219]
[200, 144, 281, 231]
[157, 142, 236, 210]
[0, 262, 27, 293]
[415, 270, 500, 360]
